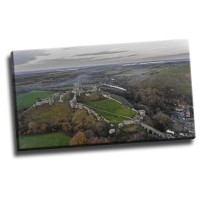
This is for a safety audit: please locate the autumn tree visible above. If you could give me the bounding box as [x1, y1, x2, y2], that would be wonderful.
[69, 131, 87, 146]
[61, 122, 71, 133]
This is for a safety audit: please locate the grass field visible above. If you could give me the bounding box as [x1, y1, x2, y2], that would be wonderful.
[84, 99, 136, 122]
[159, 64, 190, 75]
[17, 90, 54, 110]
[18, 132, 71, 150]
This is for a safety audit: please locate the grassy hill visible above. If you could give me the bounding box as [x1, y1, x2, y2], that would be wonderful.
[84, 99, 136, 123]
[23, 102, 74, 124]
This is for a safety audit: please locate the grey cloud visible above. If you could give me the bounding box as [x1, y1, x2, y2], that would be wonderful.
[13, 50, 49, 65]
[74, 50, 127, 57]
[126, 53, 138, 57]
[38, 57, 96, 64]
[92, 53, 138, 61]
[13, 40, 189, 72]
[37, 58, 94, 68]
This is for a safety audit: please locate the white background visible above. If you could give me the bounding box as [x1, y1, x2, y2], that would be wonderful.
[0, 0, 200, 200]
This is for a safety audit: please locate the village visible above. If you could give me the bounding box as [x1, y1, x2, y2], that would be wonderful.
[171, 104, 195, 137]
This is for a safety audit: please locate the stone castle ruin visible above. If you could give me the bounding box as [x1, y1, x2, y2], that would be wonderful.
[33, 98, 54, 107]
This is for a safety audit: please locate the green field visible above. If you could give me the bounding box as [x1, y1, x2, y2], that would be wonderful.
[18, 132, 71, 150]
[17, 90, 54, 110]
[84, 99, 136, 122]
[159, 64, 190, 75]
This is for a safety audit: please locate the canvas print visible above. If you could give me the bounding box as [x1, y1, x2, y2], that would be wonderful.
[11, 40, 195, 151]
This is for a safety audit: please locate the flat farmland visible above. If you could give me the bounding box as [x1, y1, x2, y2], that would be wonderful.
[18, 132, 71, 150]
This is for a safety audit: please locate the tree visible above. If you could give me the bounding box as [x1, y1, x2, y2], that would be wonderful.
[92, 121, 109, 137]
[153, 111, 170, 124]
[40, 123, 48, 133]
[153, 111, 171, 132]
[61, 122, 71, 133]
[84, 129, 94, 139]
[69, 131, 87, 146]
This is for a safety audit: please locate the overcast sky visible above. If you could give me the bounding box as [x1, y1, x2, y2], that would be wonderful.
[13, 40, 189, 72]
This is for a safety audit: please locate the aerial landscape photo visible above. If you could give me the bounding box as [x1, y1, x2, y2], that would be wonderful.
[12, 40, 195, 150]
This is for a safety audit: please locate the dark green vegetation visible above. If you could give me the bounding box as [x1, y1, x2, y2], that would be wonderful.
[79, 92, 105, 102]
[126, 64, 191, 95]
[118, 64, 193, 133]
[115, 124, 157, 142]
[157, 64, 191, 95]
[17, 90, 53, 110]
[84, 99, 136, 122]
[18, 132, 70, 150]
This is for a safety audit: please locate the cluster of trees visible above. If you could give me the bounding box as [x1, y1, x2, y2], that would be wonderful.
[18, 118, 111, 136]
[78, 91, 105, 103]
[17, 107, 111, 140]
[104, 85, 192, 132]
[68, 124, 156, 146]
[18, 109, 154, 145]
[69, 131, 111, 146]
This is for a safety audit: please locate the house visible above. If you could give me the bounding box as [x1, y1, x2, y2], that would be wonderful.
[166, 129, 175, 135]
[138, 110, 145, 117]
[109, 129, 115, 134]
[175, 108, 184, 112]
[175, 104, 186, 112]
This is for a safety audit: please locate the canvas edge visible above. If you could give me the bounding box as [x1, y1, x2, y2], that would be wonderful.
[10, 51, 21, 151]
